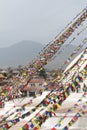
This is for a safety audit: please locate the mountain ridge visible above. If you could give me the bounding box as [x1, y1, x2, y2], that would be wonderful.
[0, 41, 84, 69]
[0, 41, 44, 68]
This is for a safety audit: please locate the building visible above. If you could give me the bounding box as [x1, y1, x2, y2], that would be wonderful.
[22, 78, 45, 97]
[0, 74, 5, 82]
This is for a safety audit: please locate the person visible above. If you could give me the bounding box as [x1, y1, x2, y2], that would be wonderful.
[30, 99, 33, 104]
[83, 83, 87, 93]
[0, 100, 4, 108]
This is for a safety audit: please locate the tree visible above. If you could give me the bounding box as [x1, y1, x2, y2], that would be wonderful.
[37, 68, 47, 79]
[7, 67, 13, 73]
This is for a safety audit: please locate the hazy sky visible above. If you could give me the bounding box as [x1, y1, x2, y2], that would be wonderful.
[0, 0, 87, 47]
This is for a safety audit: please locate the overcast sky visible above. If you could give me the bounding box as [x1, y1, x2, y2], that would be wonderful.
[0, 0, 87, 47]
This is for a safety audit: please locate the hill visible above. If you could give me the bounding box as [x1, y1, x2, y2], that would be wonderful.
[45, 44, 86, 70]
[0, 41, 44, 68]
[0, 40, 85, 69]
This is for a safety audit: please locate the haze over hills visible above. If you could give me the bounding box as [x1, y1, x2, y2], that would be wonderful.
[45, 43, 86, 70]
[0, 40, 85, 69]
[0, 41, 44, 68]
